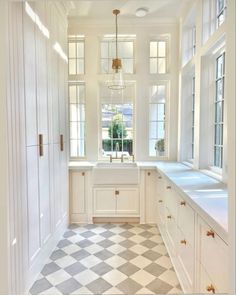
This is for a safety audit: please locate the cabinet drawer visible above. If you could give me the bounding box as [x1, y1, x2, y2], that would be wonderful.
[157, 199, 165, 225]
[178, 196, 195, 245]
[166, 208, 177, 255]
[177, 227, 194, 289]
[165, 183, 177, 219]
[199, 264, 220, 294]
[199, 218, 228, 293]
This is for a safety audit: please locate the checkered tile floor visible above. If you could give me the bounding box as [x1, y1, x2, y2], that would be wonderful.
[29, 224, 182, 294]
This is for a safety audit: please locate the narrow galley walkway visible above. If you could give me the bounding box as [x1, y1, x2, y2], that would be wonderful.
[29, 224, 182, 295]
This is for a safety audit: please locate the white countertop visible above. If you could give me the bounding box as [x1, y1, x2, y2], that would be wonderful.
[69, 161, 228, 241]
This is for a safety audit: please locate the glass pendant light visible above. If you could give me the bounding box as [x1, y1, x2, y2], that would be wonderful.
[108, 9, 126, 90]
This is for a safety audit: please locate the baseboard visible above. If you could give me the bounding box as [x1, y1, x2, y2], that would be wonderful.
[25, 215, 69, 294]
[93, 217, 140, 224]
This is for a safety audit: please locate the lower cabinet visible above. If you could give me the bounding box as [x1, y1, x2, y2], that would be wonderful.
[93, 187, 139, 217]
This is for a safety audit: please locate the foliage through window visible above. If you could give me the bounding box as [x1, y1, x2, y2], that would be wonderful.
[69, 82, 86, 158]
[101, 38, 134, 74]
[214, 53, 225, 168]
[68, 36, 85, 75]
[150, 40, 167, 74]
[149, 84, 167, 157]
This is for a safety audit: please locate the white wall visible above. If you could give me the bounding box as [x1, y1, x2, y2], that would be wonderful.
[68, 19, 179, 161]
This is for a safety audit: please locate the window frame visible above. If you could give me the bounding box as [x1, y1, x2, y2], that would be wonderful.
[149, 37, 169, 75]
[68, 36, 85, 76]
[98, 82, 136, 160]
[216, 0, 227, 28]
[148, 81, 170, 159]
[99, 36, 135, 75]
[191, 76, 196, 161]
[69, 81, 86, 160]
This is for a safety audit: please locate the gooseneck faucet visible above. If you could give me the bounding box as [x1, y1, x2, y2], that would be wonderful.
[115, 142, 119, 159]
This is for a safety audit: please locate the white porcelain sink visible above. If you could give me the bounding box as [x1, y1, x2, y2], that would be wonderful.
[93, 162, 139, 185]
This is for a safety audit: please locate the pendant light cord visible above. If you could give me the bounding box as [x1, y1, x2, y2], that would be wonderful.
[115, 12, 118, 59]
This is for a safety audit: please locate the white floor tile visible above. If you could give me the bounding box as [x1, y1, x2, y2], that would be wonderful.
[103, 269, 128, 286]
[74, 269, 99, 286]
[130, 270, 156, 286]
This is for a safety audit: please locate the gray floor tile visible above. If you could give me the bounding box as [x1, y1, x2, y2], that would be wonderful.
[56, 278, 82, 294]
[50, 249, 67, 261]
[117, 278, 142, 294]
[103, 224, 117, 229]
[120, 231, 135, 238]
[140, 231, 155, 238]
[119, 240, 136, 249]
[57, 239, 72, 249]
[144, 262, 166, 277]
[146, 277, 173, 293]
[118, 250, 138, 261]
[142, 250, 161, 261]
[86, 278, 112, 293]
[77, 239, 93, 248]
[120, 224, 134, 229]
[63, 231, 77, 238]
[80, 231, 96, 238]
[71, 249, 90, 260]
[118, 262, 140, 276]
[140, 240, 157, 249]
[100, 230, 115, 238]
[29, 278, 53, 295]
[91, 262, 113, 276]
[41, 262, 60, 276]
[97, 239, 115, 248]
[64, 262, 86, 276]
[94, 249, 114, 261]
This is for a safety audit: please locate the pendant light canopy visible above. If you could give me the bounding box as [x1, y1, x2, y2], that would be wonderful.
[108, 9, 126, 90]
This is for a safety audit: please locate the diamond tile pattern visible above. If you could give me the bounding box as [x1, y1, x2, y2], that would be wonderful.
[29, 224, 182, 294]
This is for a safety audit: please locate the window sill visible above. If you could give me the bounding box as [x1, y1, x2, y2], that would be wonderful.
[200, 167, 223, 182]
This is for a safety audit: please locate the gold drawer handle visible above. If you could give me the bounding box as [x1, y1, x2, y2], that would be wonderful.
[60, 134, 64, 151]
[39, 134, 43, 157]
[180, 239, 187, 245]
[158, 200, 163, 203]
[206, 230, 215, 238]
[167, 215, 172, 219]
[180, 201, 186, 206]
[158, 176, 162, 179]
[148, 172, 151, 176]
[82, 172, 85, 176]
[206, 284, 215, 293]
[166, 186, 171, 189]
[115, 190, 119, 195]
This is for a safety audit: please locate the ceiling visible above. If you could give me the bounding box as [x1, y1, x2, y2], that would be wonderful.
[67, 0, 189, 22]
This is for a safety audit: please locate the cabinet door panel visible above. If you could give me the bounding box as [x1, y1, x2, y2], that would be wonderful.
[70, 171, 86, 214]
[166, 207, 177, 256]
[38, 144, 51, 245]
[26, 146, 40, 263]
[116, 188, 139, 215]
[60, 145, 68, 218]
[93, 189, 116, 215]
[53, 144, 62, 227]
[23, 5, 37, 146]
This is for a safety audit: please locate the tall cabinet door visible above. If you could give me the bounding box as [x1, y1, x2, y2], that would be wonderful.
[116, 188, 139, 215]
[26, 146, 40, 264]
[23, 3, 37, 147]
[38, 144, 51, 245]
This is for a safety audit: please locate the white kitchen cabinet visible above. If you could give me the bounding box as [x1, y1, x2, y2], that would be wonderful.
[156, 174, 166, 226]
[145, 170, 158, 223]
[93, 187, 139, 217]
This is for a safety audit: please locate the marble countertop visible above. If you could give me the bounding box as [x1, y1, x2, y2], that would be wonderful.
[69, 161, 228, 241]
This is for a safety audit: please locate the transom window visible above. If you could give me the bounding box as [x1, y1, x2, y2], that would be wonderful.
[214, 53, 225, 168]
[217, 0, 227, 27]
[68, 36, 85, 75]
[100, 37, 134, 74]
[149, 40, 168, 74]
[100, 84, 134, 158]
[69, 82, 86, 158]
[149, 83, 168, 157]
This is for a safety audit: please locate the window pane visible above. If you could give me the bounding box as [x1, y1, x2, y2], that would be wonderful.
[214, 146, 222, 167]
[215, 124, 223, 145]
[101, 42, 108, 58]
[149, 122, 158, 139]
[70, 104, 77, 121]
[150, 41, 157, 57]
[69, 59, 76, 75]
[158, 58, 166, 73]
[149, 140, 157, 156]
[122, 59, 133, 74]
[119, 42, 133, 58]
[157, 122, 165, 138]
[69, 42, 76, 58]
[77, 42, 84, 58]
[70, 122, 78, 139]
[70, 140, 78, 157]
[77, 59, 84, 74]
[218, 0, 224, 12]
[78, 85, 85, 103]
[78, 122, 85, 139]
[123, 139, 133, 155]
[101, 59, 109, 74]
[69, 85, 77, 103]
[217, 55, 224, 78]
[78, 104, 85, 121]
[158, 41, 166, 57]
[150, 58, 157, 74]
[149, 104, 158, 121]
[109, 42, 116, 58]
[78, 140, 85, 157]
[158, 104, 165, 121]
[215, 101, 223, 123]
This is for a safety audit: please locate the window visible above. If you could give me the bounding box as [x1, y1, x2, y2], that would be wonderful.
[217, 0, 226, 27]
[100, 84, 134, 158]
[150, 40, 167, 74]
[101, 38, 134, 74]
[214, 53, 225, 168]
[68, 36, 85, 75]
[191, 77, 195, 159]
[192, 26, 196, 56]
[69, 82, 86, 158]
[149, 83, 168, 157]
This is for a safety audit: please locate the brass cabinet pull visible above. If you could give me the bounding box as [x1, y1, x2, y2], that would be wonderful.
[158, 176, 162, 179]
[115, 190, 119, 195]
[148, 172, 151, 176]
[180, 239, 187, 245]
[166, 186, 171, 189]
[39, 134, 43, 157]
[60, 134, 64, 151]
[158, 200, 163, 203]
[206, 284, 215, 293]
[180, 201, 186, 206]
[206, 230, 215, 238]
[82, 172, 85, 176]
[167, 215, 172, 219]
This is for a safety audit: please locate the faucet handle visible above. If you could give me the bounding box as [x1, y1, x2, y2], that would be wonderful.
[132, 154, 135, 162]
[121, 154, 124, 163]
[110, 154, 112, 163]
